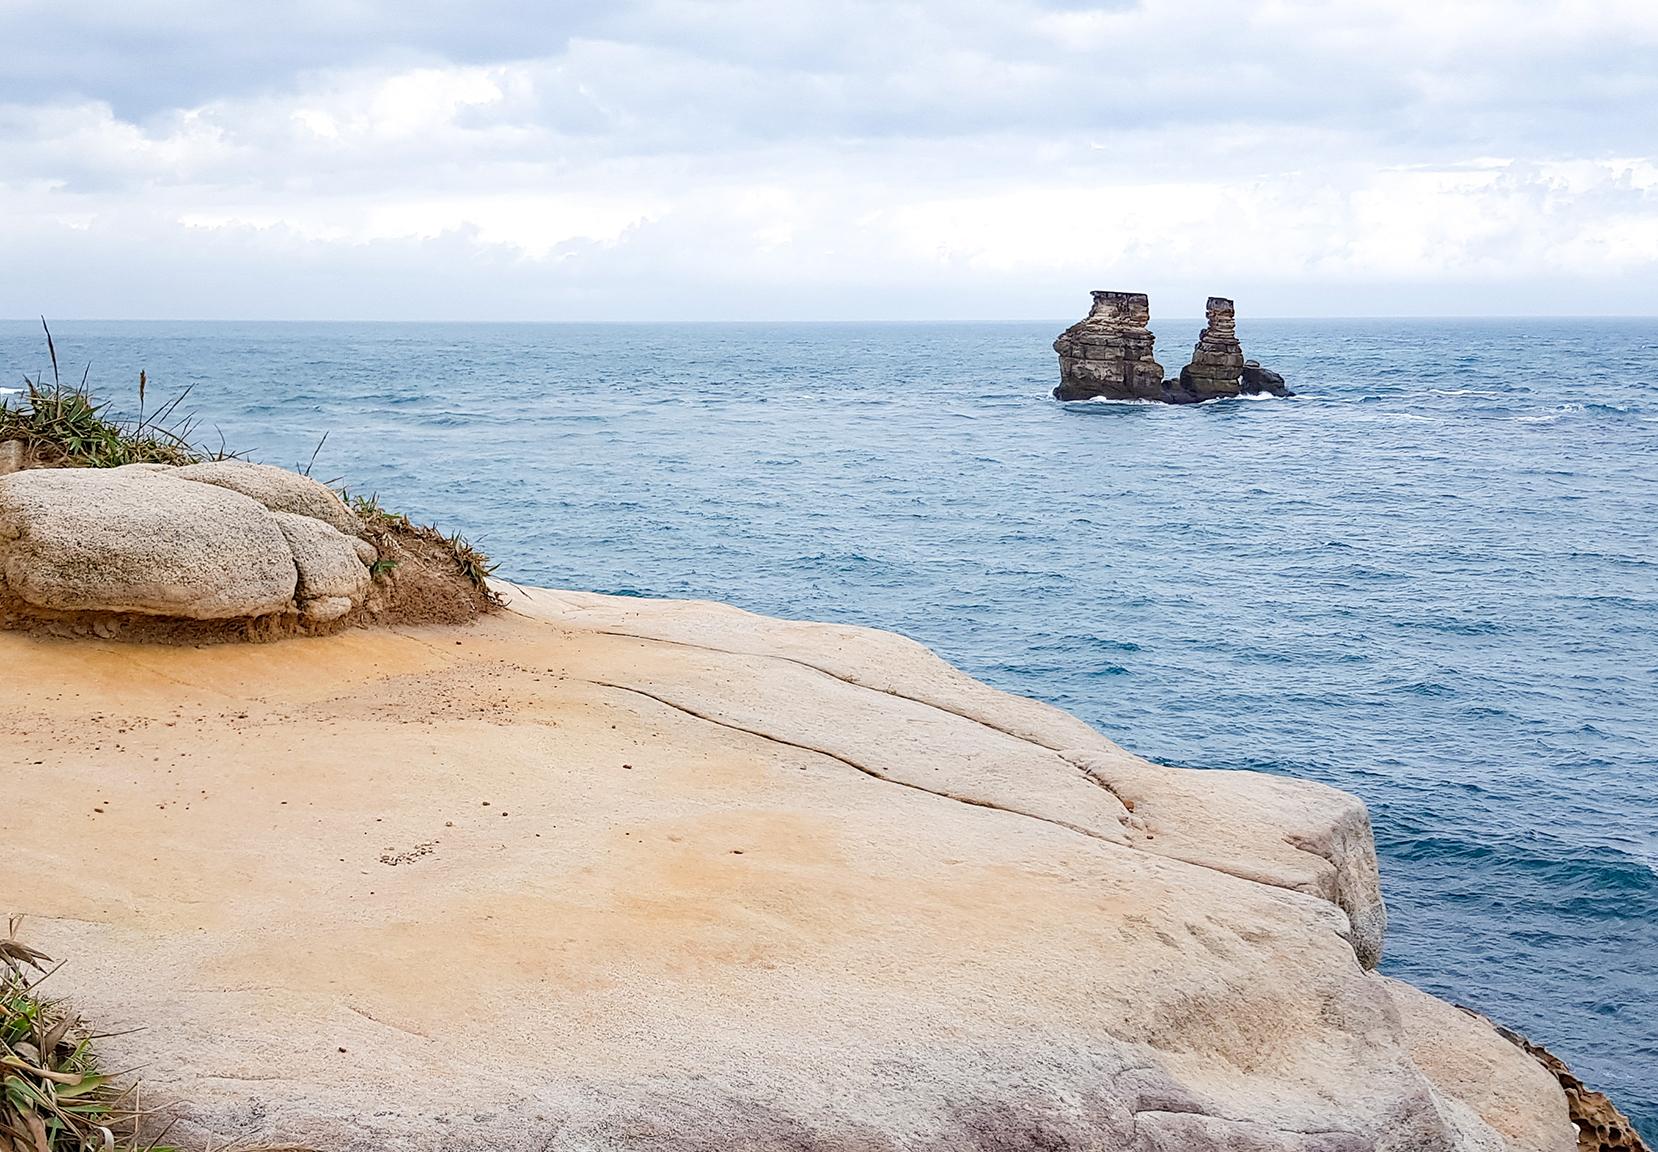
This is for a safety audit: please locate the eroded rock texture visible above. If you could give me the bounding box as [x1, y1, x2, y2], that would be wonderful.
[0, 587, 1590, 1152]
[1053, 292, 1291, 403]
[1052, 290, 1166, 401]
[1483, 1021, 1650, 1152]
[1176, 296, 1248, 399]
[0, 462, 377, 637]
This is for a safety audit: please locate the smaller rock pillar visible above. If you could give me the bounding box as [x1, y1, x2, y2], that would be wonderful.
[1177, 297, 1246, 398]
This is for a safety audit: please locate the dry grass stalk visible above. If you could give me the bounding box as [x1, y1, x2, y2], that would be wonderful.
[1, 918, 179, 1152]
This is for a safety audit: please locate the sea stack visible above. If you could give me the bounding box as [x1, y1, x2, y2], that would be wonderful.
[1175, 296, 1247, 398]
[1053, 291, 1290, 403]
[1051, 290, 1166, 402]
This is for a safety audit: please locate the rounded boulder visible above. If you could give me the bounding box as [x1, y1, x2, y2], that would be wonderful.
[172, 460, 364, 536]
[0, 468, 299, 619]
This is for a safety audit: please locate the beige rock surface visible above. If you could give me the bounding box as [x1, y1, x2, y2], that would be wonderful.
[0, 590, 1571, 1152]
[1384, 979, 1577, 1151]
[508, 587, 1387, 966]
[270, 510, 372, 621]
[0, 467, 297, 618]
[172, 459, 363, 535]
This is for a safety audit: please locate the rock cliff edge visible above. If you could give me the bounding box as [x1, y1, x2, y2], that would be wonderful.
[1, 586, 1589, 1152]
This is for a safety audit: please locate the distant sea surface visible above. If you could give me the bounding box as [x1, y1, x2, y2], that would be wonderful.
[4, 318, 1655, 1129]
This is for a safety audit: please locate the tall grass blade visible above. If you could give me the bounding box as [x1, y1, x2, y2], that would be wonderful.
[302, 430, 328, 477]
[40, 318, 59, 388]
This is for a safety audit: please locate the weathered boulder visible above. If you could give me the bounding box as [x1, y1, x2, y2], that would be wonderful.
[0, 468, 298, 618]
[1052, 290, 1166, 401]
[1064, 746, 1386, 966]
[0, 588, 1586, 1152]
[0, 464, 382, 631]
[172, 460, 363, 536]
[0, 440, 23, 476]
[270, 510, 372, 622]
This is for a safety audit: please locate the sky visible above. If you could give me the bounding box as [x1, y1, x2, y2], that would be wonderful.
[3, 0, 1657, 320]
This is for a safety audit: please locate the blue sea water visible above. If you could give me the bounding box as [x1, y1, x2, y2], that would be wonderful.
[4, 317, 1655, 1130]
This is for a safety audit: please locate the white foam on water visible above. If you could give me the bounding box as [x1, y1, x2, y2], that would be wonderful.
[1517, 403, 1585, 424]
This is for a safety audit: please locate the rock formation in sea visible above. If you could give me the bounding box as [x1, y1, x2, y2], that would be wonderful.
[1053, 291, 1290, 403]
[1175, 295, 1248, 398]
[1243, 359, 1289, 395]
[1051, 290, 1166, 401]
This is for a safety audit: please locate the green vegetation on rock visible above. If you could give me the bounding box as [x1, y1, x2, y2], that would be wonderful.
[2, 919, 177, 1152]
[4, 321, 500, 602]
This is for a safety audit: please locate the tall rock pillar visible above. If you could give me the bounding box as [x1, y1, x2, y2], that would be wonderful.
[1177, 297, 1246, 398]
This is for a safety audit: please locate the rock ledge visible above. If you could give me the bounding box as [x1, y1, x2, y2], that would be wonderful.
[0, 587, 1591, 1152]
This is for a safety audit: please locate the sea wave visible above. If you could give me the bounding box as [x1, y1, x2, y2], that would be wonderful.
[1517, 401, 1636, 423]
[1063, 391, 1295, 407]
[1069, 395, 1162, 406]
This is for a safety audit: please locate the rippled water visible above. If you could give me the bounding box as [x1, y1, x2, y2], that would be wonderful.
[4, 318, 1655, 1129]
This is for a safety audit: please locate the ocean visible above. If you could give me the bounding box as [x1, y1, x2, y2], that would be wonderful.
[4, 317, 1654, 1130]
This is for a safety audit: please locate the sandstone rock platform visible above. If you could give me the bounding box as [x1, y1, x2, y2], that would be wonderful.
[2, 587, 1577, 1151]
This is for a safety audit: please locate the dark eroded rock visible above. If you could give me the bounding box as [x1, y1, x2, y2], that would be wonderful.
[1053, 292, 1292, 404]
[1052, 291, 1166, 401]
[1243, 360, 1291, 397]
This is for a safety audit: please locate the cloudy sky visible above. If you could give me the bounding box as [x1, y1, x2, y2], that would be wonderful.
[4, 0, 1656, 319]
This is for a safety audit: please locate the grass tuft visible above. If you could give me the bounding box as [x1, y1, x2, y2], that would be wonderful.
[1, 321, 205, 470]
[2, 918, 179, 1152]
[1, 383, 204, 471]
[6, 323, 504, 608]
[346, 492, 504, 603]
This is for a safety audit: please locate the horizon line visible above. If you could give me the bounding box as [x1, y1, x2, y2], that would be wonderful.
[4, 314, 1658, 325]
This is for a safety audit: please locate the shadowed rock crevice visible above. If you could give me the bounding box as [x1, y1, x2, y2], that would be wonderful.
[590, 678, 1123, 845]
[511, 589, 1388, 969]
[588, 626, 1089, 753]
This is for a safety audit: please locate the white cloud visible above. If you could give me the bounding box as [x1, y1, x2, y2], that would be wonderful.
[1, 0, 1655, 317]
